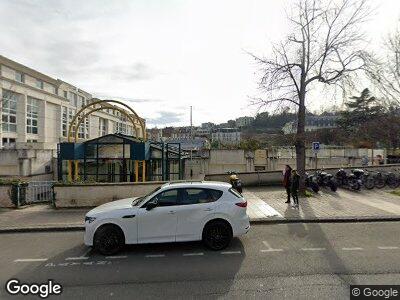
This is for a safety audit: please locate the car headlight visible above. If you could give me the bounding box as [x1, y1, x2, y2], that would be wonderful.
[85, 216, 96, 224]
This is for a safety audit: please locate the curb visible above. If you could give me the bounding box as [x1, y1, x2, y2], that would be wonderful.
[250, 216, 400, 225]
[2, 216, 400, 233]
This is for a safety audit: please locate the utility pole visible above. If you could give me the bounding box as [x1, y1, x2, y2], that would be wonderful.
[190, 106, 193, 179]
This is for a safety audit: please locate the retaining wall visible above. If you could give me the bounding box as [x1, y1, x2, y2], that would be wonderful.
[205, 164, 400, 186]
[54, 181, 166, 208]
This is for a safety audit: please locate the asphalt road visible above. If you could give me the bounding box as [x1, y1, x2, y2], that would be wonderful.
[1, 222, 400, 299]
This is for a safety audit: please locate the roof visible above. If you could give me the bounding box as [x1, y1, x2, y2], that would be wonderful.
[162, 181, 231, 189]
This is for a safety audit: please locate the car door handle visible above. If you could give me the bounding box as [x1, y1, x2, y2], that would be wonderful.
[168, 211, 176, 214]
[204, 208, 213, 211]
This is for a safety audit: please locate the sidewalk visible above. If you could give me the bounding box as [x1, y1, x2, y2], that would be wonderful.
[1, 186, 400, 232]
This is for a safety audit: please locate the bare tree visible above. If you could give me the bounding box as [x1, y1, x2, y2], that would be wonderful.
[251, 0, 372, 190]
[369, 24, 400, 103]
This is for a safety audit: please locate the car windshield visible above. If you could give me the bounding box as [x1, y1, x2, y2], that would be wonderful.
[131, 186, 162, 206]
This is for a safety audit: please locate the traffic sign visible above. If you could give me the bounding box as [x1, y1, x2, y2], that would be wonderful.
[312, 142, 320, 152]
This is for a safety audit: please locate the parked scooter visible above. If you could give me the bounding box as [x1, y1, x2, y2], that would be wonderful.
[228, 172, 243, 194]
[335, 169, 361, 191]
[369, 170, 400, 189]
[305, 172, 320, 193]
[315, 170, 337, 192]
[352, 169, 375, 190]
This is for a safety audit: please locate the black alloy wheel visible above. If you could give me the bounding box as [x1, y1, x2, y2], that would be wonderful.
[94, 225, 124, 255]
[203, 221, 232, 251]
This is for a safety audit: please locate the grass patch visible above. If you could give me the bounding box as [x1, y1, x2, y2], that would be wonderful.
[304, 190, 314, 197]
[389, 189, 400, 197]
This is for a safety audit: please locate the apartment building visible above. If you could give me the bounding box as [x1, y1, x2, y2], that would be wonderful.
[211, 128, 241, 145]
[0, 55, 145, 178]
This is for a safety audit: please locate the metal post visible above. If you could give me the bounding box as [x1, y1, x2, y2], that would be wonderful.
[135, 160, 139, 182]
[315, 152, 318, 170]
[67, 161, 72, 182]
[142, 160, 146, 182]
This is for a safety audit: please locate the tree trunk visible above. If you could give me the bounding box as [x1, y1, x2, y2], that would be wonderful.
[296, 89, 306, 193]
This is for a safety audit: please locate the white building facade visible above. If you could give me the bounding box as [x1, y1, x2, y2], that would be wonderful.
[0, 55, 145, 178]
[211, 128, 241, 145]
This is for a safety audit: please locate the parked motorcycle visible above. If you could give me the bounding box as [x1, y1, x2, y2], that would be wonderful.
[228, 172, 243, 194]
[369, 171, 400, 189]
[305, 172, 320, 193]
[315, 170, 337, 192]
[335, 169, 361, 191]
[352, 169, 375, 190]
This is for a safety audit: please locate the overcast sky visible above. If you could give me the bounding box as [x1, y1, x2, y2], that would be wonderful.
[1, 0, 399, 127]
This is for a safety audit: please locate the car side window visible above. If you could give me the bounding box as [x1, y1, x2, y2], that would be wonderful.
[153, 189, 178, 207]
[180, 188, 221, 205]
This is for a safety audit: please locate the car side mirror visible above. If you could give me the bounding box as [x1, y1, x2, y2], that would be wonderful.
[146, 200, 158, 211]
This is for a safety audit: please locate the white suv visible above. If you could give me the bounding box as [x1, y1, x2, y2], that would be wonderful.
[84, 181, 250, 255]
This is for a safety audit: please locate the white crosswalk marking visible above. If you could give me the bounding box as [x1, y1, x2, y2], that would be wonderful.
[145, 254, 165, 258]
[183, 253, 204, 256]
[221, 251, 241, 255]
[301, 248, 326, 251]
[342, 247, 363, 251]
[14, 258, 48, 262]
[378, 246, 399, 250]
[65, 257, 89, 261]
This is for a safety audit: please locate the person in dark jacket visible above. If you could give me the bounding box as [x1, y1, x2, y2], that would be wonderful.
[291, 169, 300, 208]
[283, 165, 292, 203]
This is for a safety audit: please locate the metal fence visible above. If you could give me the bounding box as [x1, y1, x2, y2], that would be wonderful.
[24, 181, 55, 204]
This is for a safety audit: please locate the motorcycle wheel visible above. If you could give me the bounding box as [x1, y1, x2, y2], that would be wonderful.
[374, 177, 386, 189]
[310, 182, 319, 193]
[387, 177, 399, 189]
[363, 177, 375, 190]
[351, 181, 361, 191]
[329, 181, 337, 192]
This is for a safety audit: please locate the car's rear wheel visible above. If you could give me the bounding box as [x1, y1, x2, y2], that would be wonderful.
[202, 220, 232, 250]
[94, 224, 125, 255]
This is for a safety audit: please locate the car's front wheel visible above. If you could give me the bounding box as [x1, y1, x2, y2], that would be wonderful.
[202, 220, 232, 250]
[94, 224, 125, 255]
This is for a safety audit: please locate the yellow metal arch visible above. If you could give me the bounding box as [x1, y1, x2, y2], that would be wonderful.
[67, 99, 146, 143]
[66, 99, 146, 182]
[73, 106, 138, 142]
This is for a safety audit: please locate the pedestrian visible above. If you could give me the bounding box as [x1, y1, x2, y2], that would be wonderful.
[283, 165, 292, 204]
[291, 169, 300, 208]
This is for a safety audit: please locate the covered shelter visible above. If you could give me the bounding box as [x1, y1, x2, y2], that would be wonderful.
[58, 133, 184, 182]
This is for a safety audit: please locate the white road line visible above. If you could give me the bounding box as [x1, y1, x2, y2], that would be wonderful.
[145, 254, 165, 258]
[342, 247, 363, 251]
[81, 248, 92, 257]
[261, 241, 283, 252]
[105, 256, 128, 259]
[378, 246, 399, 250]
[14, 258, 48, 262]
[183, 253, 204, 256]
[65, 257, 89, 261]
[221, 251, 241, 255]
[301, 248, 326, 251]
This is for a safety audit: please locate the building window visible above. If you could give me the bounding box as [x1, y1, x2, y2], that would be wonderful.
[15, 71, 24, 83]
[1, 90, 18, 132]
[62, 106, 68, 137]
[2, 138, 16, 148]
[63, 91, 68, 98]
[27, 97, 39, 134]
[79, 96, 85, 108]
[35, 79, 44, 89]
[49, 85, 56, 94]
[27, 139, 37, 143]
[99, 118, 107, 136]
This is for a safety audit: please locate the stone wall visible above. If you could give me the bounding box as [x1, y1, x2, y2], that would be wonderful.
[0, 185, 13, 208]
[54, 181, 167, 208]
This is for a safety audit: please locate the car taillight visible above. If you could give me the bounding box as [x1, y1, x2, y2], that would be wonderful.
[235, 201, 247, 207]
